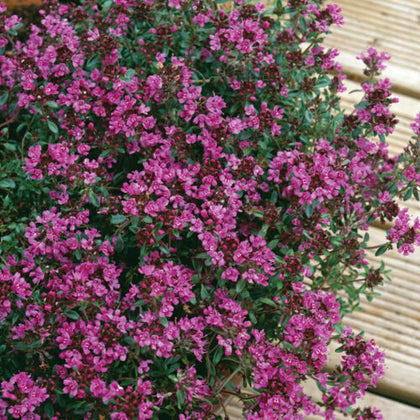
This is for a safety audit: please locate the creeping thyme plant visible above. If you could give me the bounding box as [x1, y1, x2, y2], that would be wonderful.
[0, 0, 420, 418]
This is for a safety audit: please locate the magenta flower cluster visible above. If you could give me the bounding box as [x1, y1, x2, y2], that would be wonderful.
[0, 0, 419, 418]
[1, 372, 48, 419]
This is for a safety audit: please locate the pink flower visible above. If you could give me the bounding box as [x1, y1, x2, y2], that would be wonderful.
[43, 82, 58, 95]
[411, 112, 420, 135]
[221, 267, 240, 282]
[255, 2, 265, 13]
[110, 413, 129, 420]
[4, 15, 21, 31]
[193, 13, 210, 28]
[228, 117, 244, 134]
[146, 75, 163, 90]
[63, 378, 78, 397]
[11, 274, 31, 299]
[90, 378, 107, 398]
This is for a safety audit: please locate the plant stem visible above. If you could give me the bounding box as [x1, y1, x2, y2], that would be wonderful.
[214, 366, 242, 397]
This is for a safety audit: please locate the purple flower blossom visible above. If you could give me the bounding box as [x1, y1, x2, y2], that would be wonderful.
[0, 0, 417, 418]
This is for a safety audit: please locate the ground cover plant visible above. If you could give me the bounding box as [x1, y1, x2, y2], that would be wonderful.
[1, 0, 420, 418]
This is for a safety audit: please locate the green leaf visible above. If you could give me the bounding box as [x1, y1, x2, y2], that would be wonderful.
[354, 101, 369, 110]
[46, 100, 59, 109]
[366, 213, 375, 225]
[159, 317, 169, 328]
[213, 347, 223, 365]
[34, 103, 42, 114]
[235, 279, 246, 294]
[270, 190, 278, 204]
[316, 77, 331, 88]
[304, 203, 314, 218]
[259, 297, 277, 307]
[200, 284, 208, 300]
[0, 91, 8, 106]
[404, 189, 413, 201]
[88, 192, 100, 207]
[239, 130, 253, 140]
[316, 380, 327, 392]
[195, 252, 209, 259]
[375, 244, 389, 256]
[14, 342, 29, 351]
[110, 214, 127, 224]
[176, 389, 185, 408]
[47, 120, 59, 134]
[303, 230, 312, 240]
[388, 181, 398, 193]
[253, 210, 264, 218]
[159, 245, 170, 255]
[328, 253, 339, 265]
[13, 22, 23, 31]
[115, 234, 124, 252]
[298, 15, 307, 31]
[86, 55, 101, 71]
[0, 179, 16, 189]
[15, 123, 26, 134]
[65, 310, 80, 320]
[123, 68, 136, 80]
[258, 224, 268, 238]
[3, 142, 16, 152]
[43, 403, 55, 418]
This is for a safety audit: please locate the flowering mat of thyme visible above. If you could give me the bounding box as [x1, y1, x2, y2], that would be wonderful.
[0, 0, 420, 419]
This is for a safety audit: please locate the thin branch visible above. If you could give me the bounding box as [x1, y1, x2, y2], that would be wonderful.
[364, 242, 388, 250]
[214, 366, 242, 397]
